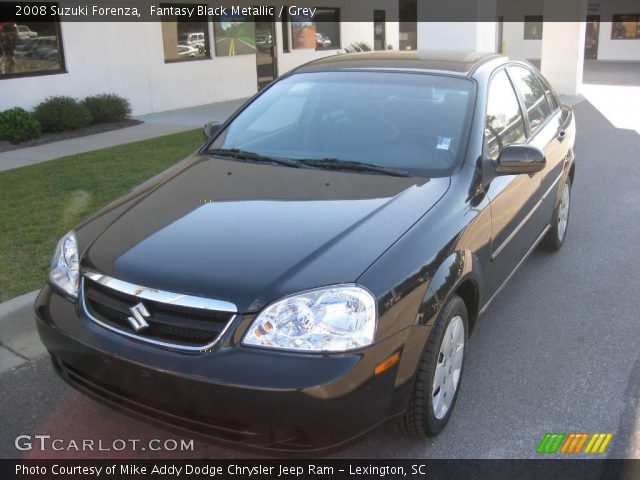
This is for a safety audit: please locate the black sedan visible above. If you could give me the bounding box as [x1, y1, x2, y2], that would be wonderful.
[36, 51, 575, 452]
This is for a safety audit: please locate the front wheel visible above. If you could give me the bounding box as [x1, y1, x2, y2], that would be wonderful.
[542, 176, 571, 251]
[399, 294, 468, 437]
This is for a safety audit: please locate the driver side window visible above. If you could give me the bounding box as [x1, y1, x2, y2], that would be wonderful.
[485, 70, 527, 160]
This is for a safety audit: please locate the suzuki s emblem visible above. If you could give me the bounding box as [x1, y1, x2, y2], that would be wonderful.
[127, 303, 150, 332]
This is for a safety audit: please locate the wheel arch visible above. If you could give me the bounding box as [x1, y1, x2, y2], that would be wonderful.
[454, 278, 479, 333]
[418, 250, 482, 334]
[568, 158, 576, 184]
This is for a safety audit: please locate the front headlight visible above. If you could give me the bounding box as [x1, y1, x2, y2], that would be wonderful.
[243, 285, 377, 352]
[49, 231, 79, 299]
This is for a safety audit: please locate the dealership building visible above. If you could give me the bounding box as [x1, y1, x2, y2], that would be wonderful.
[1, 0, 639, 116]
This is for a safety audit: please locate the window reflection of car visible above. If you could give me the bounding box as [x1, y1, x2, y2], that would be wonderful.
[180, 32, 205, 50]
[34, 45, 59, 62]
[14, 38, 35, 58]
[16, 25, 37, 39]
[15, 36, 56, 58]
[256, 34, 273, 50]
[178, 45, 198, 58]
[316, 33, 332, 48]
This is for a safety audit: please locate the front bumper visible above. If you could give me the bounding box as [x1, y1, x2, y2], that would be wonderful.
[35, 285, 418, 452]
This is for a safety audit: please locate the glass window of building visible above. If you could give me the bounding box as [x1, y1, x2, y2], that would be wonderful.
[399, 0, 417, 50]
[524, 15, 543, 40]
[281, 11, 290, 53]
[314, 8, 340, 50]
[161, 4, 210, 62]
[611, 14, 640, 39]
[213, 16, 256, 56]
[374, 10, 387, 51]
[291, 16, 316, 49]
[0, 14, 64, 79]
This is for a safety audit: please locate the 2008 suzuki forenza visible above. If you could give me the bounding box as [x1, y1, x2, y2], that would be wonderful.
[36, 51, 575, 452]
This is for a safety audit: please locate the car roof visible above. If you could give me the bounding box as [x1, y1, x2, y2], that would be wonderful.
[294, 50, 507, 77]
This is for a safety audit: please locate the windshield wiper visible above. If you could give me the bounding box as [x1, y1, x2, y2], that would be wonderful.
[207, 148, 302, 168]
[299, 158, 410, 177]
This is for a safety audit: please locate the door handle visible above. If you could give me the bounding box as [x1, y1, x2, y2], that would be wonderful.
[557, 130, 567, 142]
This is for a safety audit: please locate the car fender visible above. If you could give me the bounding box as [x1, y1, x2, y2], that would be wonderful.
[418, 250, 482, 327]
[392, 250, 482, 392]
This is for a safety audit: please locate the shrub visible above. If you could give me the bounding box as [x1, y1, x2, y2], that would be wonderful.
[344, 42, 372, 53]
[0, 108, 41, 144]
[82, 94, 131, 123]
[34, 96, 92, 132]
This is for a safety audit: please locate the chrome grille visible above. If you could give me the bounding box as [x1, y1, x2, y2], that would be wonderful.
[81, 271, 237, 351]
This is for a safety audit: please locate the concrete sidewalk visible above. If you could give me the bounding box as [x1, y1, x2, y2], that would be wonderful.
[0, 98, 247, 173]
[136, 98, 248, 127]
[0, 290, 43, 374]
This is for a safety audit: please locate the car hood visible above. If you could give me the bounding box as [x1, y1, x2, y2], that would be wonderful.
[81, 155, 450, 312]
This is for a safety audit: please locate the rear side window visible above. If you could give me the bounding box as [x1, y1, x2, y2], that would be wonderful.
[507, 66, 551, 133]
[537, 73, 560, 112]
[485, 69, 527, 160]
[545, 89, 559, 112]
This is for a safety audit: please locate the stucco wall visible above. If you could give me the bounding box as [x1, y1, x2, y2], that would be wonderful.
[502, 22, 542, 59]
[501, 0, 640, 61]
[417, 22, 497, 53]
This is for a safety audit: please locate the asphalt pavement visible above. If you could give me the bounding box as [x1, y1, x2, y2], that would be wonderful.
[1, 99, 639, 460]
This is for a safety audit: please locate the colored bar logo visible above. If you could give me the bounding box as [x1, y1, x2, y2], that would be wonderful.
[537, 433, 613, 454]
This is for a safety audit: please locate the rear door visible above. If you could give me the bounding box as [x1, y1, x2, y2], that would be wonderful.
[506, 65, 568, 232]
[483, 67, 545, 296]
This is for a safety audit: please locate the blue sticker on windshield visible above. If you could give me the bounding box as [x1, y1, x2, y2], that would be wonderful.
[436, 137, 452, 150]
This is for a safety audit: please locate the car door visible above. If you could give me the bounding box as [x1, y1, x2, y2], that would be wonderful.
[483, 67, 548, 296]
[507, 65, 570, 228]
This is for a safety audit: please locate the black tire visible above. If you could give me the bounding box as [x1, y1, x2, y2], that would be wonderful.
[399, 294, 468, 437]
[542, 176, 572, 252]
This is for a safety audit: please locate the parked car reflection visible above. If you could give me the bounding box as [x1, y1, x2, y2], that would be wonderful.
[180, 32, 205, 53]
[16, 25, 37, 39]
[316, 33, 332, 49]
[256, 33, 273, 51]
[178, 44, 199, 58]
[15, 36, 57, 58]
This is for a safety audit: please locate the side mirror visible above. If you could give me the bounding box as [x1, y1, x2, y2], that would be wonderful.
[496, 144, 546, 175]
[203, 121, 223, 140]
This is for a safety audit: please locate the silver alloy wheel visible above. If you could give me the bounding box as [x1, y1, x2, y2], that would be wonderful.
[558, 182, 570, 242]
[432, 315, 465, 420]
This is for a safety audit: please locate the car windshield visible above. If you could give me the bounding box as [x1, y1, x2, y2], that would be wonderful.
[206, 71, 475, 177]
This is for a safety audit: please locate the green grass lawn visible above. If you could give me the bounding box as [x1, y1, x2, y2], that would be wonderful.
[0, 129, 202, 302]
